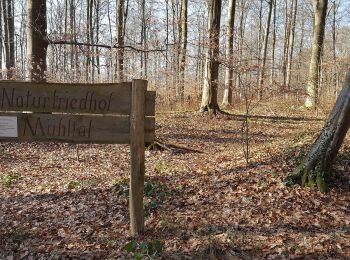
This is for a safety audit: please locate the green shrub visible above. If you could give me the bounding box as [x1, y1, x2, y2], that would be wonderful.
[66, 180, 81, 189]
[124, 239, 164, 259]
[1, 174, 20, 187]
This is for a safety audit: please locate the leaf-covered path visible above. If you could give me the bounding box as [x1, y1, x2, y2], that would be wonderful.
[1, 112, 349, 259]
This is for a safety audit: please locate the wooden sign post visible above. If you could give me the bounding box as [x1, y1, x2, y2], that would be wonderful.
[0, 79, 155, 235]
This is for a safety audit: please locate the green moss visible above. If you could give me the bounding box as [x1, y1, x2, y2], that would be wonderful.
[316, 174, 327, 192]
[285, 163, 329, 193]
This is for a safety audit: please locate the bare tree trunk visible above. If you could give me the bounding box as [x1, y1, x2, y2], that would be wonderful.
[257, 0, 263, 65]
[305, 0, 328, 109]
[199, 0, 222, 114]
[178, 0, 187, 103]
[140, 0, 147, 78]
[286, 0, 298, 88]
[332, 0, 338, 96]
[285, 71, 350, 192]
[26, 0, 48, 82]
[85, 0, 93, 82]
[2, 0, 15, 79]
[171, 0, 180, 94]
[69, 0, 76, 81]
[297, 5, 305, 88]
[116, 0, 124, 82]
[0, 1, 3, 79]
[63, 0, 68, 81]
[222, 0, 236, 108]
[165, 0, 170, 97]
[236, 0, 246, 97]
[270, 0, 276, 86]
[257, 0, 273, 100]
[282, 0, 290, 86]
[95, 0, 100, 80]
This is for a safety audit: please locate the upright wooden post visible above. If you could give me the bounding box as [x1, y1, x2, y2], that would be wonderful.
[130, 79, 147, 235]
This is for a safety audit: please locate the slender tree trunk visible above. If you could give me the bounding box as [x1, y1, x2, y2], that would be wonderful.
[237, 0, 247, 97]
[270, 0, 276, 86]
[305, 0, 328, 109]
[2, 0, 15, 79]
[222, 0, 236, 108]
[85, 0, 93, 82]
[171, 0, 180, 93]
[63, 0, 68, 81]
[297, 5, 305, 88]
[178, 0, 187, 103]
[199, 0, 222, 114]
[107, 0, 113, 81]
[165, 0, 170, 97]
[116, 0, 124, 82]
[95, 0, 100, 80]
[69, 0, 76, 81]
[332, 0, 338, 96]
[285, 71, 350, 192]
[257, 0, 273, 100]
[257, 0, 263, 63]
[286, 0, 298, 88]
[90, 0, 94, 82]
[282, 0, 290, 86]
[26, 0, 48, 82]
[140, 0, 147, 78]
[0, 1, 3, 79]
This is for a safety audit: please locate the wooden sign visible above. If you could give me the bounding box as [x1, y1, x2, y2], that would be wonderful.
[0, 81, 155, 116]
[0, 79, 155, 235]
[0, 113, 155, 144]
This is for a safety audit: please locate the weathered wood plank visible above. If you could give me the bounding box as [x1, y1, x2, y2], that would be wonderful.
[146, 91, 156, 116]
[0, 81, 155, 116]
[129, 79, 146, 235]
[0, 113, 155, 144]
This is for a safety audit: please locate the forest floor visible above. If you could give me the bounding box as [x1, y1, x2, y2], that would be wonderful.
[1, 99, 350, 259]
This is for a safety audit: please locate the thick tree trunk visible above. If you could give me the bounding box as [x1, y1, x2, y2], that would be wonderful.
[26, 0, 48, 82]
[305, 0, 328, 109]
[285, 72, 350, 192]
[222, 0, 236, 108]
[200, 0, 222, 114]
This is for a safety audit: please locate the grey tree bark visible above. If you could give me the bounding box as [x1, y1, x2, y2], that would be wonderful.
[257, 0, 273, 100]
[305, 0, 328, 108]
[116, 0, 125, 82]
[286, 0, 298, 88]
[332, 0, 339, 96]
[85, 0, 93, 82]
[26, 0, 48, 82]
[222, 0, 236, 108]
[0, 1, 3, 79]
[285, 71, 350, 192]
[199, 0, 222, 114]
[270, 0, 276, 85]
[140, 0, 147, 78]
[2, 0, 15, 79]
[178, 0, 187, 103]
[282, 0, 290, 86]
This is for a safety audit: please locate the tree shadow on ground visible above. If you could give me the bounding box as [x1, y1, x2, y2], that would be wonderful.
[1, 128, 349, 259]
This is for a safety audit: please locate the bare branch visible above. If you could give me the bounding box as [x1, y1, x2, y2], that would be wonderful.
[47, 38, 168, 53]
